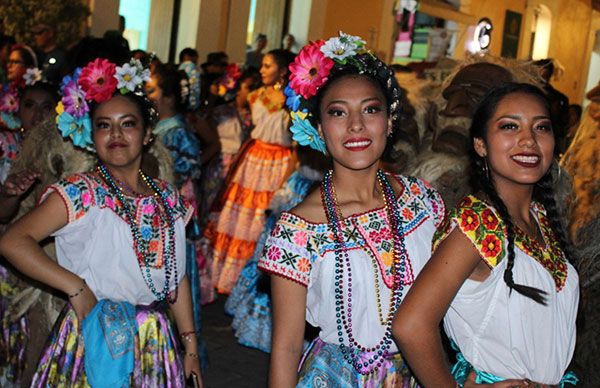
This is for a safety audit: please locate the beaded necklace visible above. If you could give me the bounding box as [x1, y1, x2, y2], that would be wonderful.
[320, 169, 408, 375]
[96, 163, 178, 302]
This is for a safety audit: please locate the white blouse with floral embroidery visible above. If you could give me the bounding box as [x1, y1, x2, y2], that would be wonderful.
[40, 172, 193, 305]
[258, 175, 445, 350]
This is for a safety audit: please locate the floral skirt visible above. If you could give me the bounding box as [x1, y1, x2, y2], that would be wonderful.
[0, 263, 28, 387]
[297, 338, 419, 388]
[207, 140, 292, 294]
[31, 304, 185, 387]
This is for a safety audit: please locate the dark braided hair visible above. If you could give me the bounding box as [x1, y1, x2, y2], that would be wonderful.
[469, 82, 570, 305]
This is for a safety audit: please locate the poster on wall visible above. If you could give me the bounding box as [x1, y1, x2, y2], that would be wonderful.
[501, 10, 522, 58]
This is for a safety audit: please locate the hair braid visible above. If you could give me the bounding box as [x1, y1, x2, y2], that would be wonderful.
[471, 155, 547, 305]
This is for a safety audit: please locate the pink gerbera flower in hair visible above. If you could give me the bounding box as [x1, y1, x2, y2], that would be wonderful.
[78, 58, 118, 103]
[289, 40, 334, 99]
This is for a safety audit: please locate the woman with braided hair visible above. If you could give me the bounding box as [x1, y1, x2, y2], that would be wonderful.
[393, 83, 579, 387]
[258, 33, 445, 387]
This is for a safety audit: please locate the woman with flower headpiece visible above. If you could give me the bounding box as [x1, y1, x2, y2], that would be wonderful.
[0, 58, 202, 387]
[257, 32, 445, 387]
[206, 48, 296, 294]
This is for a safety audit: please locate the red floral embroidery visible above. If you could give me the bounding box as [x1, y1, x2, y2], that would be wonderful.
[267, 246, 281, 262]
[460, 209, 479, 231]
[368, 227, 390, 244]
[481, 234, 502, 258]
[481, 208, 499, 230]
[402, 207, 414, 220]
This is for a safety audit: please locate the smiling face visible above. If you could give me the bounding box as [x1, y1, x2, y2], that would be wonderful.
[318, 75, 389, 172]
[92, 95, 151, 171]
[474, 92, 555, 189]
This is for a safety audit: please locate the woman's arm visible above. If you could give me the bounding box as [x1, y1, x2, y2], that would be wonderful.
[168, 275, 202, 385]
[0, 191, 96, 319]
[269, 275, 307, 388]
[392, 229, 483, 387]
[392, 230, 530, 388]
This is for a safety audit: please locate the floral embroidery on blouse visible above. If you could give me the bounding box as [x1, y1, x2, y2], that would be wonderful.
[433, 195, 568, 291]
[248, 87, 285, 113]
[40, 173, 193, 269]
[259, 175, 445, 287]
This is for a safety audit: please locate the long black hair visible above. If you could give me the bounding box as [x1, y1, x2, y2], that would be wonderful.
[469, 82, 572, 305]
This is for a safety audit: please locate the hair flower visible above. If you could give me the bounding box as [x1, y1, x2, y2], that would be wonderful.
[288, 40, 334, 100]
[284, 85, 302, 112]
[57, 105, 93, 149]
[78, 58, 118, 103]
[23, 68, 43, 86]
[290, 111, 326, 153]
[116, 59, 149, 93]
[0, 87, 19, 113]
[321, 32, 365, 62]
[62, 80, 89, 118]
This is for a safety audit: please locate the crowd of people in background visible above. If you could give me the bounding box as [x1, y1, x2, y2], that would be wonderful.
[0, 18, 593, 388]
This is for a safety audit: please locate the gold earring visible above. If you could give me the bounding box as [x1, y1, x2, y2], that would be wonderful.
[274, 80, 283, 91]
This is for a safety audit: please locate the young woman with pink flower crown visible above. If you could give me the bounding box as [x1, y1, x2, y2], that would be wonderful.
[0, 58, 203, 387]
[257, 32, 445, 387]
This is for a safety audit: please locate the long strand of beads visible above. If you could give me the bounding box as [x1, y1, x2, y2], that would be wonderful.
[320, 169, 408, 375]
[97, 163, 178, 302]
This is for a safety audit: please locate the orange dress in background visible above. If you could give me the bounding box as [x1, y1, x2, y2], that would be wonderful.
[206, 87, 292, 294]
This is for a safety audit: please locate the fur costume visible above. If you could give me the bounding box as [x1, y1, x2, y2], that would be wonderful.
[403, 54, 545, 207]
[560, 81, 600, 387]
[5, 117, 174, 385]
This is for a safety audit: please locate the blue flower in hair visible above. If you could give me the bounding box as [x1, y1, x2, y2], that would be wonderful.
[60, 67, 82, 92]
[57, 109, 92, 150]
[290, 111, 326, 153]
[284, 85, 302, 112]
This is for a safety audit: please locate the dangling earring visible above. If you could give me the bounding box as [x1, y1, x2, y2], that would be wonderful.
[274, 79, 283, 91]
[483, 159, 491, 181]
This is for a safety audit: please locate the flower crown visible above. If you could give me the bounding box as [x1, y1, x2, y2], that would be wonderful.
[286, 32, 401, 153]
[56, 58, 152, 150]
[216, 63, 242, 101]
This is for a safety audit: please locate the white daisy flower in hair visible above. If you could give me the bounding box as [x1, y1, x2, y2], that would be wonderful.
[23, 68, 43, 86]
[321, 31, 366, 61]
[115, 63, 143, 92]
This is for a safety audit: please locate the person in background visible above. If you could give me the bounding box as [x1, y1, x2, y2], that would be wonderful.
[31, 23, 66, 84]
[179, 48, 199, 66]
[245, 33, 267, 71]
[282, 33, 296, 53]
[0, 35, 15, 84]
[206, 49, 296, 294]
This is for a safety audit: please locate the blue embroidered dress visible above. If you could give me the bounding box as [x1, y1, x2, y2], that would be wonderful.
[154, 114, 207, 368]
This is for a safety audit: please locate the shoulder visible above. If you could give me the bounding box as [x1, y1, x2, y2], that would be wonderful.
[259, 210, 318, 287]
[288, 189, 327, 224]
[392, 174, 446, 227]
[39, 172, 99, 223]
[433, 195, 506, 268]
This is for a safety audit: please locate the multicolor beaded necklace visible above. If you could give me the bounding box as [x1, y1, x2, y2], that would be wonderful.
[321, 169, 408, 375]
[96, 163, 178, 302]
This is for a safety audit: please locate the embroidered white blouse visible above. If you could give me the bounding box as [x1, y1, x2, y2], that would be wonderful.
[258, 175, 445, 350]
[40, 172, 193, 305]
[434, 195, 579, 384]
